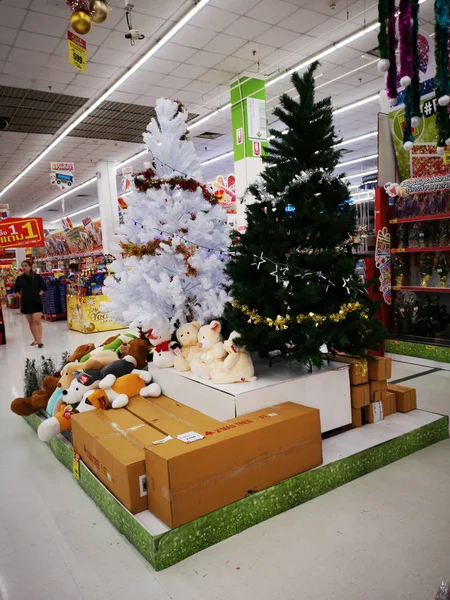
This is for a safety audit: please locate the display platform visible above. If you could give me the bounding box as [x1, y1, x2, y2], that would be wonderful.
[24, 409, 448, 570]
[148, 359, 351, 433]
[386, 339, 450, 364]
[67, 294, 127, 333]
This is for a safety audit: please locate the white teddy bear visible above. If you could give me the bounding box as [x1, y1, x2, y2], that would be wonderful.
[210, 331, 256, 384]
[148, 328, 175, 368]
[190, 321, 227, 380]
[173, 321, 202, 372]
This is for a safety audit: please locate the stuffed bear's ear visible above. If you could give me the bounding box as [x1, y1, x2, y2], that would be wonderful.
[192, 321, 201, 330]
[210, 320, 221, 332]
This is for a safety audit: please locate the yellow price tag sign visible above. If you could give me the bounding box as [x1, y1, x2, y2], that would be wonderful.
[73, 452, 80, 480]
[397, 248, 406, 253]
[425, 345, 436, 351]
[444, 150, 450, 165]
[390, 219, 398, 224]
[68, 31, 86, 73]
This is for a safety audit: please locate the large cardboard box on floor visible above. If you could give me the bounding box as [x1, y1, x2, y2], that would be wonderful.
[387, 384, 417, 413]
[72, 409, 163, 514]
[126, 394, 221, 437]
[145, 402, 322, 528]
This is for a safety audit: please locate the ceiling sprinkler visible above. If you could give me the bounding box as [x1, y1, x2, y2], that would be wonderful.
[329, 0, 337, 9]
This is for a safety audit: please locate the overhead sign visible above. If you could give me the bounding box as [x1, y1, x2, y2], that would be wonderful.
[0, 218, 45, 249]
[67, 31, 86, 73]
[247, 97, 267, 141]
[51, 162, 74, 173]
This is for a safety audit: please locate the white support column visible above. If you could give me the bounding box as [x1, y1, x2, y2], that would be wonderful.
[15, 248, 26, 266]
[96, 161, 119, 254]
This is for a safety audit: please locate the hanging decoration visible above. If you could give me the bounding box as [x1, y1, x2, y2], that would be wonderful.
[434, 0, 450, 153]
[378, 0, 423, 149]
[66, 0, 110, 36]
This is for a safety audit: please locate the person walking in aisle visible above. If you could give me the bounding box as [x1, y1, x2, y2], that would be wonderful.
[14, 260, 47, 348]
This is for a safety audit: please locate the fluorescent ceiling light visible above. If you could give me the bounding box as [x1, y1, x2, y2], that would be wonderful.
[334, 131, 377, 148]
[51, 202, 100, 224]
[334, 93, 379, 115]
[351, 190, 375, 198]
[116, 150, 148, 170]
[0, 0, 211, 200]
[23, 177, 96, 218]
[201, 150, 234, 166]
[345, 169, 378, 180]
[337, 153, 378, 168]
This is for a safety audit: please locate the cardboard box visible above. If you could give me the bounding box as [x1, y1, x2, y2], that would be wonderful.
[352, 408, 363, 428]
[368, 357, 392, 381]
[72, 409, 163, 514]
[369, 380, 387, 401]
[331, 355, 368, 385]
[387, 384, 417, 413]
[126, 395, 221, 437]
[364, 400, 384, 424]
[384, 391, 396, 416]
[350, 383, 370, 409]
[145, 402, 322, 528]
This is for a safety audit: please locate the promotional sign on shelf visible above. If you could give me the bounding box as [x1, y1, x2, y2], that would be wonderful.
[67, 31, 86, 73]
[375, 227, 392, 306]
[50, 161, 75, 191]
[62, 217, 73, 231]
[0, 217, 45, 249]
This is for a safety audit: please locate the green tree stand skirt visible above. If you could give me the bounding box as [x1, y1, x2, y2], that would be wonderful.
[24, 412, 448, 570]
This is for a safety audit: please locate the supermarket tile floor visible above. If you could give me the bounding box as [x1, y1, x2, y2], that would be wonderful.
[1, 308, 450, 600]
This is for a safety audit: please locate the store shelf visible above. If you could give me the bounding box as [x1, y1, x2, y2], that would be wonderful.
[389, 214, 450, 225]
[391, 246, 450, 254]
[392, 286, 450, 293]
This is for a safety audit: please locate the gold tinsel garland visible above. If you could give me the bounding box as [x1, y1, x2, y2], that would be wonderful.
[120, 239, 198, 277]
[232, 300, 369, 331]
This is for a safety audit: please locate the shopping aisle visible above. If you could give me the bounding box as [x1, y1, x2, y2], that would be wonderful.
[0, 307, 449, 600]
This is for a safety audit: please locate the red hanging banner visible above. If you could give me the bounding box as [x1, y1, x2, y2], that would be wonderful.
[0, 217, 45, 249]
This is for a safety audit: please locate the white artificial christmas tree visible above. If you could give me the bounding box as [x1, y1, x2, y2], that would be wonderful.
[103, 98, 230, 333]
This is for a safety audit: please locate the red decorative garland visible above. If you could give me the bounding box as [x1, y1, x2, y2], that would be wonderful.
[134, 170, 217, 205]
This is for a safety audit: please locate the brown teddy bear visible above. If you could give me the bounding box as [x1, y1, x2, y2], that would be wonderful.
[10, 375, 60, 416]
[118, 338, 151, 370]
[67, 343, 96, 363]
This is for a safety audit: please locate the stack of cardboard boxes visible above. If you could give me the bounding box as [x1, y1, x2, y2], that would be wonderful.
[347, 356, 417, 427]
[71, 396, 323, 527]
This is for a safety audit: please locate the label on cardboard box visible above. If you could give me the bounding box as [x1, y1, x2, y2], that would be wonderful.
[177, 431, 204, 444]
[152, 435, 173, 445]
[372, 400, 384, 422]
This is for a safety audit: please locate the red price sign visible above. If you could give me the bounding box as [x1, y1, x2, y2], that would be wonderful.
[0, 218, 45, 249]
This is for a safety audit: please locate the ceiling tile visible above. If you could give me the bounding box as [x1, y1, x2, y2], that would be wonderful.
[101, 30, 150, 53]
[139, 56, 180, 74]
[21, 10, 67, 37]
[210, 0, 261, 14]
[190, 5, 240, 32]
[171, 24, 217, 50]
[183, 79, 218, 94]
[308, 18, 358, 42]
[223, 16, 271, 40]
[115, 13, 165, 36]
[214, 56, 255, 74]
[0, 26, 18, 46]
[15, 30, 60, 53]
[7, 47, 51, 67]
[108, 91, 140, 104]
[121, 0, 182, 20]
[170, 63, 208, 80]
[253, 26, 301, 48]
[155, 42, 197, 63]
[278, 8, 326, 33]
[186, 50, 224, 69]
[64, 84, 97, 98]
[82, 62, 119, 79]
[0, 46, 11, 61]
[198, 69, 234, 85]
[89, 46, 133, 67]
[233, 41, 279, 62]
[203, 33, 246, 55]
[246, 0, 299, 24]
[0, 4, 27, 29]
[158, 74, 192, 90]
[73, 73, 109, 90]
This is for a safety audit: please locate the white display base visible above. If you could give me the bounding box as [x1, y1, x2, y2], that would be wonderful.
[148, 359, 352, 433]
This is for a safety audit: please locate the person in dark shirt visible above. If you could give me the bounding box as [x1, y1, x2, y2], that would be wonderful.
[14, 260, 47, 348]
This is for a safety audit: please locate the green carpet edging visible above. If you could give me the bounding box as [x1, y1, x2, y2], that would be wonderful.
[386, 339, 450, 363]
[23, 413, 449, 570]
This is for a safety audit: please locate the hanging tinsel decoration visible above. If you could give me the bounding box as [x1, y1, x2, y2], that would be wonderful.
[386, 0, 398, 105]
[410, 0, 422, 128]
[377, 0, 390, 72]
[398, 0, 414, 88]
[434, 0, 450, 153]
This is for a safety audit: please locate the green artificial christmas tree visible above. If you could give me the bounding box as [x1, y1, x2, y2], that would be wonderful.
[225, 62, 386, 367]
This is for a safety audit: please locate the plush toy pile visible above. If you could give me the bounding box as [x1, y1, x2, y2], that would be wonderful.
[11, 333, 161, 442]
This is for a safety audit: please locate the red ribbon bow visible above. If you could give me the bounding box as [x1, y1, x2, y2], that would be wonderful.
[154, 341, 170, 353]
